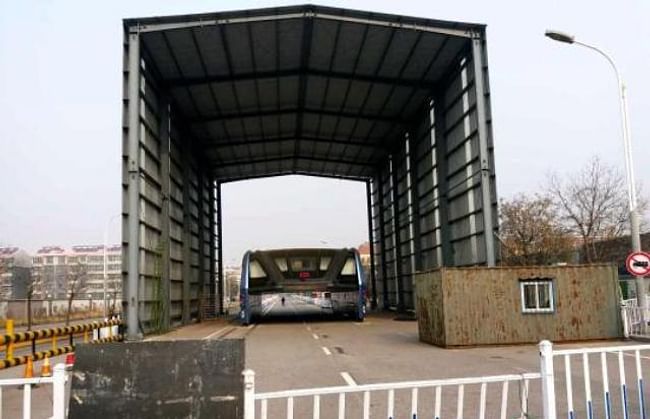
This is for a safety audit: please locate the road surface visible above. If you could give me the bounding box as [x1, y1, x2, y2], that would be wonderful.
[1, 295, 648, 418]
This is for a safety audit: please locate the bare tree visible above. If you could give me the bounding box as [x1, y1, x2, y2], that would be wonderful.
[498, 194, 574, 265]
[109, 277, 122, 317]
[65, 263, 88, 325]
[547, 156, 648, 263]
[26, 277, 36, 330]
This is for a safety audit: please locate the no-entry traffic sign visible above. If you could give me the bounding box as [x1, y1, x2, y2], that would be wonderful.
[626, 251, 650, 276]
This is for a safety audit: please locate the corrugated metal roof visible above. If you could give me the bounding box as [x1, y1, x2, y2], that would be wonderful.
[125, 5, 484, 182]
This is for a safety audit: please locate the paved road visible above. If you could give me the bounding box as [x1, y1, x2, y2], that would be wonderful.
[156, 295, 650, 418]
[3, 296, 649, 418]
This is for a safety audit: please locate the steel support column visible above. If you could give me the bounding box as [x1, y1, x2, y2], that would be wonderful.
[125, 31, 142, 340]
[407, 133, 423, 272]
[472, 35, 496, 266]
[390, 156, 405, 312]
[365, 180, 377, 309]
[376, 174, 389, 309]
[181, 144, 192, 324]
[159, 99, 171, 330]
[197, 164, 206, 321]
[208, 180, 217, 311]
[217, 181, 224, 315]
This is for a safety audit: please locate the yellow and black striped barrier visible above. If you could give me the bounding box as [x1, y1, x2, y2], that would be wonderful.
[1, 318, 124, 370]
[0, 319, 121, 345]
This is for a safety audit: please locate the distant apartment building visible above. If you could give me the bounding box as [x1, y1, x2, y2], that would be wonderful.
[32, 246, 69, 299]
[32, 245, 122, 301]
[357, 242, 371, 269]
[0, 247, 33, 299]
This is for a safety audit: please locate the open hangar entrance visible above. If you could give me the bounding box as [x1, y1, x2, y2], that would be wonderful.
[122, 5, 499, 339]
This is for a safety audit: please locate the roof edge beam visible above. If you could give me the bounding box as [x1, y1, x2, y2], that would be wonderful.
[164, 68, 436, 90]
[217, 170, 370, 184]
[130, 12, 475, 39]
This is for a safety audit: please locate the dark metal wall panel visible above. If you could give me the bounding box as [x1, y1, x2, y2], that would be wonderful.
[123, 32, 218, 338]
[392, 141, 413, 309]
[433, 43, 497, 266]
[379, 162, 398, 309]
[369, 177, 384, 308]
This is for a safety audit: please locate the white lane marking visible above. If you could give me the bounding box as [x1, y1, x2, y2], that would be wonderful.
[322, 346, 332, 356]
[204, 326, 229, 340]
[340, 372, 357, 386]
[312, 333, 319, 340]
[621, 351, 650, 361]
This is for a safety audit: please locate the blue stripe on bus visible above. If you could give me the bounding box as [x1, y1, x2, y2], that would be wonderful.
[605, 391, 612, 419]
[587, 400, 593, 419]
[568, 410, 574, 419]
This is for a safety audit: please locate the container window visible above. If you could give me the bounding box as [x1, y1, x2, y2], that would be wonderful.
[520, 279, 554, 313]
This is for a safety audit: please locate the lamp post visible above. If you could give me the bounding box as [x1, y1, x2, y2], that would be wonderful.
[104, 214, 121, 318]
[545, 30, 645, 309]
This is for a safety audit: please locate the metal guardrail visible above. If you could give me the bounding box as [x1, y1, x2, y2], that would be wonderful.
[244, 341, 650, 419]
[1, 318, 123, 369]
[0, 363, 68, 419]
[546, 342, 650, 419]
[244, 370, 541, 419]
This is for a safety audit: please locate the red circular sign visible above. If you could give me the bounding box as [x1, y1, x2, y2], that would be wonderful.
[626, 252, 650, 276]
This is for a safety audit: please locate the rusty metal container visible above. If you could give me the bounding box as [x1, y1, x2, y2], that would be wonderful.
[415, 264, 622, 347]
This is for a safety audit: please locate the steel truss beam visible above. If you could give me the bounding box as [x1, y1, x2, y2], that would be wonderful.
[204, 135, 388, 152]
[212, 154, 376, 169]
[164, 68, 436, 90]
[187, 107, 405, 125]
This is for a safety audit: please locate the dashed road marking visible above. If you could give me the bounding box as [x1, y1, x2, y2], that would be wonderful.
[322, 346, 331, 356]
[312, 333, 319, 340]
[340, 372, 357, 386]
[621, 351, 650, 361]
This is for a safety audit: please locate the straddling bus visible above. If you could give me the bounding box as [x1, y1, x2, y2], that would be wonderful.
[239, 248, 367, 325]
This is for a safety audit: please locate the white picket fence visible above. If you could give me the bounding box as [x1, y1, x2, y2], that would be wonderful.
[244, 340, 650, 419]
[547, 343, 648, 419]
[622, 299, 650, 338]
[0, 364, 67, 419]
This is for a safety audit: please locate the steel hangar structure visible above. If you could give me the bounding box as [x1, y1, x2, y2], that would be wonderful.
[122, 5, 499, 339]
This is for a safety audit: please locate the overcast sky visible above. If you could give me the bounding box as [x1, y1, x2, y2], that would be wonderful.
[1, 0, 648, 264]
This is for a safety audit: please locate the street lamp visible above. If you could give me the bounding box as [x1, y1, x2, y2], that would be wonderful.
[545, 29, 645, 309]
[104, 214, 121, 318]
